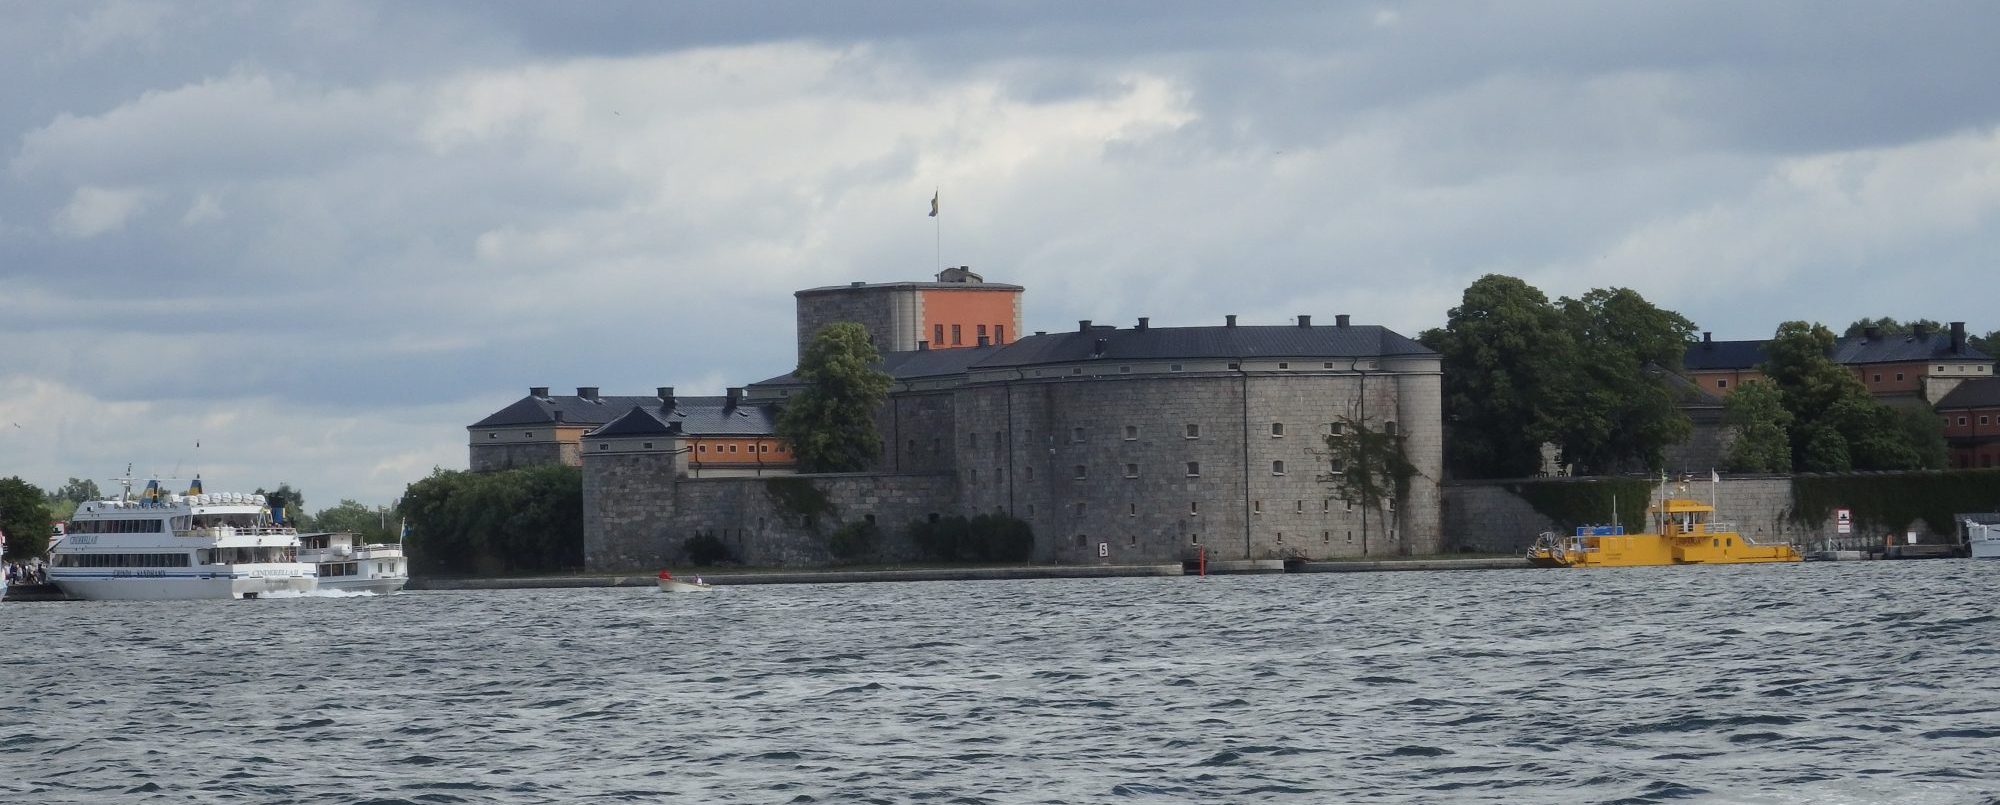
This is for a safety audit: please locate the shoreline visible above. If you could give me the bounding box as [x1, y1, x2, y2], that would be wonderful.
[407, 556, 1530, 591]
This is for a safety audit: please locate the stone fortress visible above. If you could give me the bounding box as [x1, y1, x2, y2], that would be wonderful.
[469, 269, 1445, 570]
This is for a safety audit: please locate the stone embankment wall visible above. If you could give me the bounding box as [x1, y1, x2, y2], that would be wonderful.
[584, 469, 961, 571]
[1443, 474, 1960, 554]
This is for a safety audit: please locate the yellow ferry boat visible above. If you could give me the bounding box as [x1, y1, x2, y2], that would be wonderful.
[1526, 487, 1801, 568]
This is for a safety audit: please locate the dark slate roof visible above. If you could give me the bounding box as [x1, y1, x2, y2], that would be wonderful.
[1684, 333, 1993, 371]
[1935, 377, 2000, 410]
[1682, 339, 1769, 371]
[473, 393, 779, 436]
[964, 323, 1435, 368]
[1832, 332, 1994, 365]
[590, 407, 681, 437]
[471, 394, 675, 428]
[795, 280, 1023, 296]
[750, 345, 1002, 386]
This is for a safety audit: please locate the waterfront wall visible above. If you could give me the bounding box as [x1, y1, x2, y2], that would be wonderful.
[583, 470, 961, 571]
[1441, 473, 1977, 553]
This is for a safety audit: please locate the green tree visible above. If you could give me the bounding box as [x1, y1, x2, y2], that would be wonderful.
[1420, 275, 1573, 478]
[401, 465, 582, 576]
[47, 477, 102, 505]
[1760, 321, 1945, 471]
[1549, 287, 1696, 474]
[0, 477, 53, 560]
[1841, 317, 1943, 338]
[311, 499, 401, 544]
[1970, 329, 2000, 355]
[1721, 381, 1792, 472]
[254, 483, 309, 528]
[1322, 413, 1419, 551]
[777, 322, 893, 472]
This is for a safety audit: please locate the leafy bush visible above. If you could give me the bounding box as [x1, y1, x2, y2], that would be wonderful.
[827, 521, 877, 562]
[909, 513, 1034, 562]
[682, 533, 736, 566]
[401, 465, 584, 576]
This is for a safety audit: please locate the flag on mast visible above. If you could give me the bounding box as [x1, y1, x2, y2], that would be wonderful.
[929, 189, 939, 218]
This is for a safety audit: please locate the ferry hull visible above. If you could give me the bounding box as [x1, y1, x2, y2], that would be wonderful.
[317, 577, 408, 595]
[51, 572, 315, 600]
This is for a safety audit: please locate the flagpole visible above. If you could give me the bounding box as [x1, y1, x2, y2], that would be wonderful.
[932, 186, 941, 271]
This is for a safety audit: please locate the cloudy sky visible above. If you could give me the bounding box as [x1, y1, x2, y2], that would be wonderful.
[4, 1, 1998, 508]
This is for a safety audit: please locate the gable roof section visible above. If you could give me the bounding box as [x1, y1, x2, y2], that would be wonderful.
[1682, 339, 1769, 372]
[470, 394, 675, 428]
[1833, 333, 1994, 365]
[474, 393, 780, 437]
[967, 324, 1434, 369]
[590, 407, 679, 437]
[1935, 377, 2000, 410]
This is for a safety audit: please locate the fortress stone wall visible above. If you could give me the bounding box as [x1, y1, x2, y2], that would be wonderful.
[582, 460, 960, 570]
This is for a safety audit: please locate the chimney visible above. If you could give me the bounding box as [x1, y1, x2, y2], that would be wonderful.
[1092, 337, 1108, 357]
[577, 386, 599, 401]
[1079, 320, 1092, 332]
[1702, 331, 1712, 344]
[726, 387, 743, 407]
[1137, 317, 1149, 331]
[657, 387, 675, 406]
[917, 340, 930, 351]
[977, 335, 990, 347]
[1913, 323, 1930, 340]
[1336, 314, 1350, 328]
[1864, 326, 1880, 341]
[1952, 321, 1967, 352]
[530, 386, 549, 398]
[1297, 315, 1312, 328]
[849, 280, 865, 288]
[1226, 315, 1237, 328]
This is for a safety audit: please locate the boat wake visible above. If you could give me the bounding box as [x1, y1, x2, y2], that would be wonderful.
[264, 588, 381, 599]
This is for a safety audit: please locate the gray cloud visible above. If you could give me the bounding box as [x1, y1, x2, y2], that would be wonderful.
[5, 1, 2000, 504]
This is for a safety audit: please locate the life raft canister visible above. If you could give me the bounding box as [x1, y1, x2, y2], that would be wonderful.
[658, 569, 672, 580]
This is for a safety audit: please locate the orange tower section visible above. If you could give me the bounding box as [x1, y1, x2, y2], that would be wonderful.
[794, 267, 1023, 358]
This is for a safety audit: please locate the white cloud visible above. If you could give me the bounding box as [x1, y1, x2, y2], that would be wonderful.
[52, 185, 149, 237]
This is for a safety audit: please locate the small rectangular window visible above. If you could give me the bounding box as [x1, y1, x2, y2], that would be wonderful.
[1896, 372, 1905, 381]
[1384, 421, 1398, 436]
[1075, 534, 1087, 547]
[1323, 531, 1330, 543]
[1073, 426, 1087, 443]
[996, 325, 1005, 343]
[1129, 534, 1138, 546]
[1170, 363, 1183, 371]
[1323, 362, 1333, 369]
[1253, 500, 1263, 514]
[969, 469, 979, 484]
[1120, 366, 1131, 373]
[1189, 501, 1199, 515]
[1295, 500, 1305, 513]
[1025, 465, 1035, 481]
[1075, 502, 1087, 516]
[934, 324, 944, 345]
[1186, 461, 1201, 477]
[1959, 417, 1969, 426]
[1874, 374, 1882, 382]
[598, 443, 608, 450]
[1271, 422, 1285, 437]
[1027, 504, 1036, 516]
[488, 433, 497, 439]
[1278, 362, 1289, 369]
[1329, 422, 1345, 436]
[1128, 503, 1137, 518]
[1124, 425, 1138, 440]
[952, 324, 962, 345]
[1272, 460, 1286, 475]
[1190, 534, 1200, 545]
[643, 442, 654, 449]
[1074, 464, 1088, 480]
[977, 324, 987, 340]
[1185, 423, 1201, 439]
[968, 431, 979, 447]
[1717, 379, 1729, 388]
[1124, 463, 1139, 478]
[1227, 362, 1241, 370]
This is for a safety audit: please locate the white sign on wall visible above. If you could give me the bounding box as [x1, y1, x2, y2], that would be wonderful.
[1836, 508, 1852, 535]
[1097, 542, 1109, 558]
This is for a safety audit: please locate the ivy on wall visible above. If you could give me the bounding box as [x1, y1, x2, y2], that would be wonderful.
[1788, 469, 2000, 535]
[764, 477, 836, 531]
[1511, 478, 1656, 535]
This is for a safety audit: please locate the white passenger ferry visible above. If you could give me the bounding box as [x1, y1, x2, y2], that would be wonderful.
[299, 531, 408, 594]
[48, 478, 315, 600]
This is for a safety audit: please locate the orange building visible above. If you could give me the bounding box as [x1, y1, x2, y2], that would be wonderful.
[794, 266, 1023, 357]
